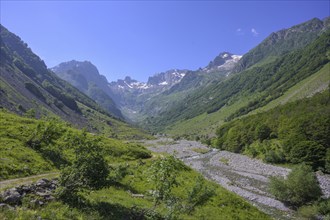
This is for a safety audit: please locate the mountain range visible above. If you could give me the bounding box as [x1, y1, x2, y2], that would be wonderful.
[0, 24, 149, 139]
[1, 16, 329, 137]
[1, 16, 330, 220]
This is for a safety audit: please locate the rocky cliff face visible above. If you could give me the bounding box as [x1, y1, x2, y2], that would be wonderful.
[235, 17, 330, 72]
[108, 52, 241, 121]
[51, 60, 123, 118]
[109, 69, 189, 94]
[203, 52, 242, 74]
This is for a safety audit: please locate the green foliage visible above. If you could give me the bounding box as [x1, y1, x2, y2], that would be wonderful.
[216, 91, 330, 171]
[289, 141, 326, 169]
[24, 108, 36, 118]
[24, 82, 45, 101]
[235, 18, 325, 72]
[148, 155, 183, 205]
[56, 131, 110, 204]
[326, 149, 330, 173]
[256, 124, 271, 141]
[2, 25, 148, 139]
[42, 79, 80, 112]
[142, 30, 329, 131]
[269, 164, 322, 208]
[296, 199, 330, 219]
[0, 110, 151, 180]
[185, 175, 215, 214]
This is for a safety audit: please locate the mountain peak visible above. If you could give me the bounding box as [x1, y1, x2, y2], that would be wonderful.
[204, 52, 242, 73]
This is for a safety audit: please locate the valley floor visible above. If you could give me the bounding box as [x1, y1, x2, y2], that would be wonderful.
[143, 138, 330, 219]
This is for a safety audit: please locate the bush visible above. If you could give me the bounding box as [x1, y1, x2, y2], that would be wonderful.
[289, 141, 326, 169]
[24, 82, 45, 101]
[325, 149, 330, 173]
[56, 131, 109, 204]
[269, 164, 322, 208]
[256, 124, 271, 141]
[148, 155, 182, 206]
[185, 175, 215, 214]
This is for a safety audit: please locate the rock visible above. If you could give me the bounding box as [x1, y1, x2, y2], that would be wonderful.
[36, 178, 50, 187]
[20, 185, 33, 193]
[45, 195, 55, 201]
[0, 203, 14, 210]
[36, 191, 52, 197]
[2, 188, 22, 205]
[0, 178, 59, 207]
[31, 199, 44, 206]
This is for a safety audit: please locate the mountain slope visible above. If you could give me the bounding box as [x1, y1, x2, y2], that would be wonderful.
[143, 19, 329, 133]
[215, 90, 330, 171]
[109, 69, 189, 120]
[109, 52, 241, 123]
[234, 17, 330, 72]
[165, 62, 330, 139]
[0, 24, 150, 139]
[51, 60, 123, 118]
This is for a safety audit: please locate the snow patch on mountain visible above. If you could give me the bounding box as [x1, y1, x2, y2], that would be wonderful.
[203, 52, 242, 74]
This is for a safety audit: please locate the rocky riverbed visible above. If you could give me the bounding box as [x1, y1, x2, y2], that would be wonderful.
[144, 138, 330, 219]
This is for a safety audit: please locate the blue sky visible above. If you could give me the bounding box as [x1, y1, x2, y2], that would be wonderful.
[1, 1, 329, 82]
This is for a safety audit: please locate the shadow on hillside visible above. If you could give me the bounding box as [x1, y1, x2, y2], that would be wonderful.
[93, 201, 145, 220]
[67, 197, 161, 220]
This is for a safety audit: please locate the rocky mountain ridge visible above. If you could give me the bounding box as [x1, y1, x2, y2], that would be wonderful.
[51, 60, 123, 118]
[109, 69, 189, 93]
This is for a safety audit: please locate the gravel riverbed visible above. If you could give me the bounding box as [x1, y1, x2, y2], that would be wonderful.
[144, 138, 330, 219]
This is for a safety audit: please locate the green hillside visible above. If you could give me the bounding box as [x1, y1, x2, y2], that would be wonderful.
[165, 62, 330, 139]
[0, 110, 269, 220]
[215, 90, 330, 172]
[146, 29, 329, 134]
[0, 25, 149, 140]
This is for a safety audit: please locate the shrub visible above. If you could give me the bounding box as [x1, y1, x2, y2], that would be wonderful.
[264, 150, 285, 164]
[325, 149, 330, 173]
[256, 124, 271, 141]
[185, 175, 215, 214]
[269, 164, 322, 208]
[24, 82, 45, 101]
[148, 155, 182, 206]
[56, 131, 109, 204]
[289, 141, 326, 169]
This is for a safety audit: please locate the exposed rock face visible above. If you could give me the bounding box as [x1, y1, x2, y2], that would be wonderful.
[203, 52, 242, 74]
[52, 60, 123, 118]
[0, 178, 58, 207]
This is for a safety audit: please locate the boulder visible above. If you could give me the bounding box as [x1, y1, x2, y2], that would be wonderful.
[2, 188, 22, 205]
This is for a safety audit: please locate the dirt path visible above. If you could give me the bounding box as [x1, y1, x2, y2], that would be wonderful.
[144, 138, 330, 220]
[0, 172, 59, 190]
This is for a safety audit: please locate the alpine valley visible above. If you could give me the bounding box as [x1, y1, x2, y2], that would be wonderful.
[0, 16, 330, 220]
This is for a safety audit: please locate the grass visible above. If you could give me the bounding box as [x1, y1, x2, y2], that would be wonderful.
[165, 93, 259, 139]
[0, 111, 270, 219]
[78, 102, 153, 140]
[219, 157, 230, 166]
[156, 140, 178, 145]
[0, 110, 151, 180]
[192, 148, 210, 154]
[0, 158, 271, 220]
[0, 110, 271, 219]
[251, 63, 330, 115]
[0, 172, 59, 191]
[165, 63, 329, 140]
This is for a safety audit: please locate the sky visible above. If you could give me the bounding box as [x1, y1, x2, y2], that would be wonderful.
[1, 1, 329, 82]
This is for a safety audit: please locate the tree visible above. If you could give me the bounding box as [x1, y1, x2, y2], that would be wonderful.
[148, 155, 182, 206]
[289, 141, 326, 169]
[256, 124, 271, 141]
[56, 131, 109, 204]
[269, 164, 322, 208]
